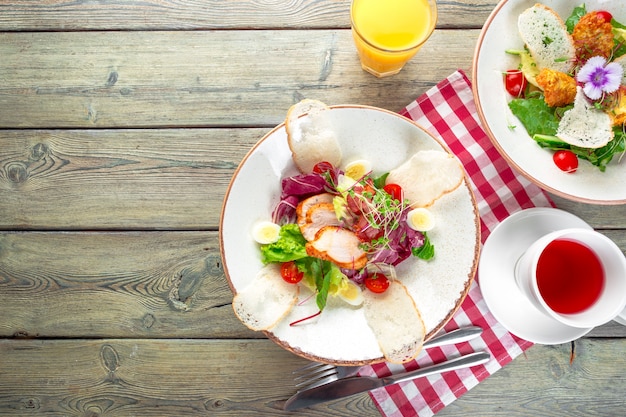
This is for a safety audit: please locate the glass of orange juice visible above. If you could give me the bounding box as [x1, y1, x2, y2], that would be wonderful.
[350, 0, 437, 77]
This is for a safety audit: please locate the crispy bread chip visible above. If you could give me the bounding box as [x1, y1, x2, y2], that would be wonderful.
[518, 4, 575, 74]
[285, 99, 342, 173]
[363, 280, 426, 364]
[386, 150, 464, 207]
[557, 87, 613, 149]
[232, 263, 299, 331]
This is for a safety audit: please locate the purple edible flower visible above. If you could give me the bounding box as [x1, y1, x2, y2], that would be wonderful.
[576, 56, 623, 100]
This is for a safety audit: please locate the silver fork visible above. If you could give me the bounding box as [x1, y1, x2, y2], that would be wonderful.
[292, 326, 483, 391]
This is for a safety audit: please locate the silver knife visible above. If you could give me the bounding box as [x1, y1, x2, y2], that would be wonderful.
[284, 351, 491, 410]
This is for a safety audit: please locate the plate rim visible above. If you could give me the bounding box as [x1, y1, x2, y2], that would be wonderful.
[219, 104, 481, 365]
[472, 0, 626, 205]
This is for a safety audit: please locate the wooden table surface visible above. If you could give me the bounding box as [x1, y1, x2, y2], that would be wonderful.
[1, 1, 625, 416]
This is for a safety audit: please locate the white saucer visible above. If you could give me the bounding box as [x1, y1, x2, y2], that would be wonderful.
[479, 207, 594, 344]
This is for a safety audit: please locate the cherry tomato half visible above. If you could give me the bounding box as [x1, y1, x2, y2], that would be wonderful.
[364, 273, 390, 294]
[597, 10, 612, 23]
[280, 261, 304, 284]
[553, 150, 578, 173]
[383, 183, 404, 202]
[312, 161, 337, 183]
[504, 69, 528, 98]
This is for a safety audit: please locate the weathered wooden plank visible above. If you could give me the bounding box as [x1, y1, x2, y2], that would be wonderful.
[2, 130, 625, 230]
[0, 129, 260, 230]
[0, 338, 624, 416]
[0, 29, 476, 128]
[0, 338, 379, 416]
[0, 231, 259, 339]
[0, 0, 496, 31]
[1, 230, 625, 339]
[439, 340, 626, 416]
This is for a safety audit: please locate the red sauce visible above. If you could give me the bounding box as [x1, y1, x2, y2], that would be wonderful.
[536, 238, 604, 314]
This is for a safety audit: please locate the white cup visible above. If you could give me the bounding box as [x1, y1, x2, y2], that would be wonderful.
[515, 228, 626, 328]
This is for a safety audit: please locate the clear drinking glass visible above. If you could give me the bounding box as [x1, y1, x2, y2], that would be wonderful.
[350, 0, 438, 77]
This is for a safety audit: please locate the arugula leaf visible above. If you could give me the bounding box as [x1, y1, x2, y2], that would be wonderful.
[532, 130, 626, 172]
[296, 257, 344, 311]
[316, 266, 332, 311]
[412, 232, 435, 260]
[573, 130, 626, 172]
[565, 4, 586, 33]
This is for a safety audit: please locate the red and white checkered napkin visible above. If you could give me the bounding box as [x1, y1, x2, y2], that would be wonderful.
[363, 70, 555, 417]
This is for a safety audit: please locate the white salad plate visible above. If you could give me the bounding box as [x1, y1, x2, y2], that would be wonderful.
[479, 207, 594, 344]
[220, 105, 480, 365]
[473, 0, 626, 205]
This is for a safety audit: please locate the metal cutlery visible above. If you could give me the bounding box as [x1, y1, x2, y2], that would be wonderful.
[292, 325, 483, 391]
[284, 350, 491, 410]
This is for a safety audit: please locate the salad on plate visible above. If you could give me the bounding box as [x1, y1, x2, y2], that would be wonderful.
[231, 100, 466, 364]
[504, 3, 626, 172]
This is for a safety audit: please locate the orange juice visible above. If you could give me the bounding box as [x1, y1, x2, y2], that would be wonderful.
[351, 0, 437, 77]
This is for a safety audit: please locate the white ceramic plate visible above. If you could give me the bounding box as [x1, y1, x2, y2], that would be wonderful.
[220, 105, 480, 365]
[479, 207, 593, 344]
[473, 0, 626, 204]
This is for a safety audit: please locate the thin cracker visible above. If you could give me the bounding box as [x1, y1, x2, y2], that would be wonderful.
[232, 263, 299, 331]
[363, 280, 426, 364]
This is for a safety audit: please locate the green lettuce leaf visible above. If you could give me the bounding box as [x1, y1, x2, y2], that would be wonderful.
[260, 224, 308, 264]
[508, 97, 561, 136]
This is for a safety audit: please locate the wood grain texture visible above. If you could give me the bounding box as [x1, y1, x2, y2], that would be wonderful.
[0, 0, 496, 31]
[0, 338, 624, 416]
[439, 340, 626, 417]
[0, 231, 258, 339]
[1, 230, 624, 339]
[0, 129, 259, 230]
[2, 130, 625, 231]
[0, 29, 476, 128]
[1, 0, 625, 415]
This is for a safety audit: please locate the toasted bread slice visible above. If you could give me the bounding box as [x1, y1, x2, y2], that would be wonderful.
[285, 99, 342, 173]
[518, 4, 575, 74]
[363, 280, 425, 364]
[556, 87, 613, 149]
[232, 263, 299, 331]
[385, 150, 464, 208]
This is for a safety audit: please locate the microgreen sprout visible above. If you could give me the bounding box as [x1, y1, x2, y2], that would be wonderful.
[350, 179, 408, 253]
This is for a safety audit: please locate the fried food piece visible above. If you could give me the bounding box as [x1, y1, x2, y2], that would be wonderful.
[535, 68, 577, 107]
[572, 11, 614, 62]
[305, 226, 368, 270]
